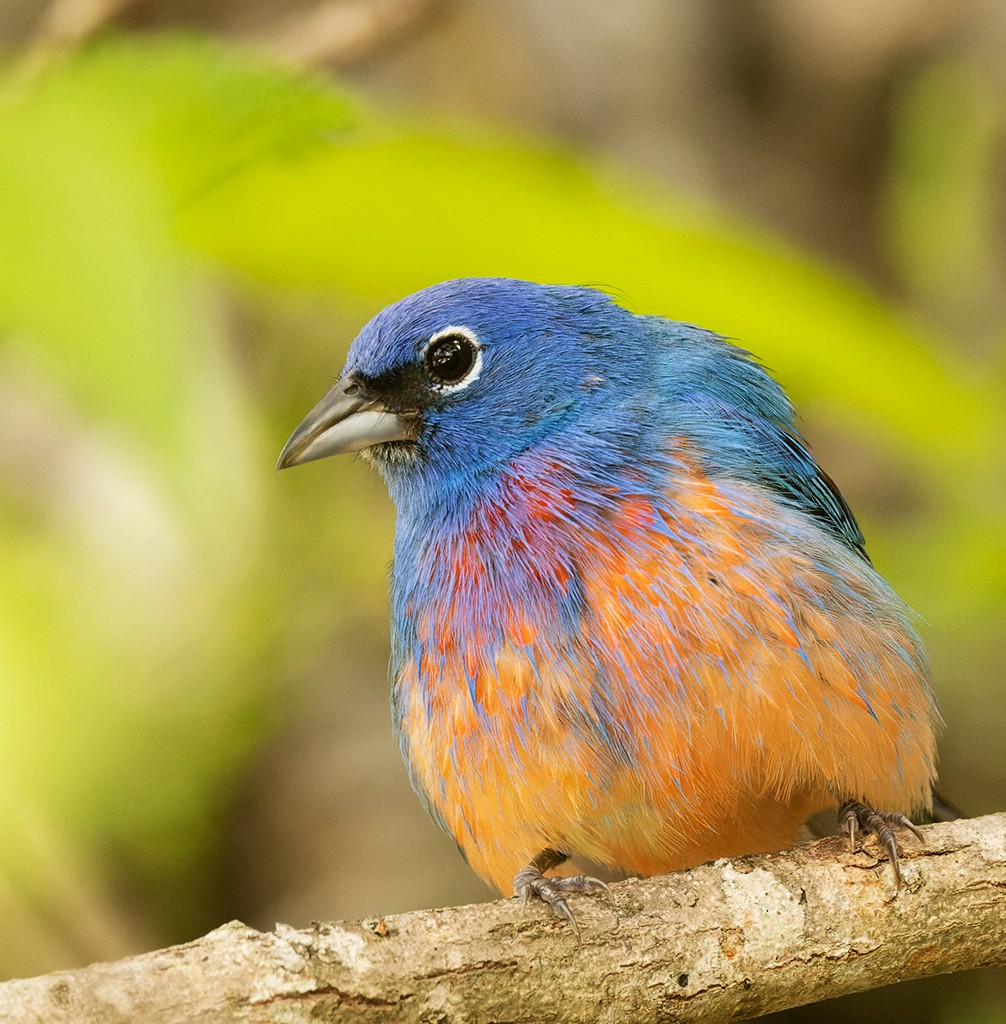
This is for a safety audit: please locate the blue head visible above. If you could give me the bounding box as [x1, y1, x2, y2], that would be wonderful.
[277, 278, 648, 501]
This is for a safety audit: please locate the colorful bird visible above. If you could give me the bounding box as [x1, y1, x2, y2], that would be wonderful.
[278, 278, 938, 926]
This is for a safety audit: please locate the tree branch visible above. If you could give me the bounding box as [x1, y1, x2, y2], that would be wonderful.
[32, 0, 138, 50]
[13, 0, 139, 82]
[265, 0, 444, 69]
[1, 813, 1004, 1024]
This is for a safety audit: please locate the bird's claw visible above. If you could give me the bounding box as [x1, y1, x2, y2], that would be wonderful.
[839, 800, 924, 886]
[513, 863, 609, 941]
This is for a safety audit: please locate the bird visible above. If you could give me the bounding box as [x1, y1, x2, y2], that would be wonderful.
[278, 277, 939, 928]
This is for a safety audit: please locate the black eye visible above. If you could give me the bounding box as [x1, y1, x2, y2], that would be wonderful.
[423, 331, 480, 387]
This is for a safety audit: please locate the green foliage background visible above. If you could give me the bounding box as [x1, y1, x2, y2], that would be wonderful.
[0, 35, 1002, 1012]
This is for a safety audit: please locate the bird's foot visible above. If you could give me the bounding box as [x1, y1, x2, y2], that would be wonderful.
[838, 799, 924, 886]
[513, 850, 609, 942]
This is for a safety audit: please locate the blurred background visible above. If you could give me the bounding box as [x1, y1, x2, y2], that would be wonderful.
[0, 1, 1004, 1020]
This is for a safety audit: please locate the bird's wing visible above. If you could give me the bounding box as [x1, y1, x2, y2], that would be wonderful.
[646, 323, 869, 561]
[690, 398, 870, 562]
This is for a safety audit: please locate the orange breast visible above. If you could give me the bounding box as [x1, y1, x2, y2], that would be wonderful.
[393, 460, 938, 893]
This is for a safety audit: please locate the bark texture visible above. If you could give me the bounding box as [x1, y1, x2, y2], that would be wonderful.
[1, 813, 1004, 1024]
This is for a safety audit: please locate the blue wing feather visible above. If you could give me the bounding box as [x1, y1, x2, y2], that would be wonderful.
[646, 319, 869, 561]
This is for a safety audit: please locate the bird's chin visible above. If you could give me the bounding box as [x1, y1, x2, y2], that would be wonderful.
[359, 439, 421, 469]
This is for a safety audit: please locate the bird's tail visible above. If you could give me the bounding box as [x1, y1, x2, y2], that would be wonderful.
[927, 789, 962, 822]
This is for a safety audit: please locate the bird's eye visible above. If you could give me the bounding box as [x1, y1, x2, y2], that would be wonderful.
[423, 328, 482, 390]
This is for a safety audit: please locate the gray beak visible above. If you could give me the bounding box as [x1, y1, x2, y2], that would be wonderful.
[276, 377, 413, 469]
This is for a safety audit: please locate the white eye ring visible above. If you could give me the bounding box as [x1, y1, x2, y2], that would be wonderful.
[423, 325, 484, 393]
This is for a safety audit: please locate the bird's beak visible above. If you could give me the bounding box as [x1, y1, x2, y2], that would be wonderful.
[276, 377, 413, 469]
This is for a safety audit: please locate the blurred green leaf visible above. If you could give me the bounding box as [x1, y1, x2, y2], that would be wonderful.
[0, 36, 359, 944]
